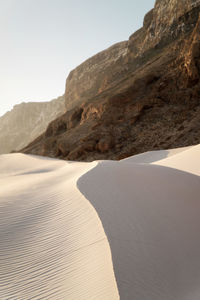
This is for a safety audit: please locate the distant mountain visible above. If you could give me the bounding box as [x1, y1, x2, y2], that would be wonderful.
[0, 96, 65, 154]
[22, 0, 200, 161]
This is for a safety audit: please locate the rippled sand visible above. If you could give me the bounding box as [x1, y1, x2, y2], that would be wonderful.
[0, 145, 199, 299]
[0, 154, 119, 299]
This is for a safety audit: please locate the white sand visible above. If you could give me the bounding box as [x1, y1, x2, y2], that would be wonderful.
[153, 144, 200, 176]
[0, 154, 119, 299]
[78, 144, 200, 299]
[122, 146, 191, 164]
[0, 145, 200, 299]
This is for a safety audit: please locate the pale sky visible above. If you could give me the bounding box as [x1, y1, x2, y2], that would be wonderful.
[0, 0, 155, 116]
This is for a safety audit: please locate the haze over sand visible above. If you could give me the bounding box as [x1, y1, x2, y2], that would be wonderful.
[0, 144, 199, 299]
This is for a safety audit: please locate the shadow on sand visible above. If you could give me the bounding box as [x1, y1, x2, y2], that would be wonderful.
[78, 161, 200, 300]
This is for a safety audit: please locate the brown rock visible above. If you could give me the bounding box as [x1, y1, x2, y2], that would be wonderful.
[97, 136, 114, 153]
[65, 42, 128, 111]
[56, 140, 70, 157]
[21, 0, 200, 162]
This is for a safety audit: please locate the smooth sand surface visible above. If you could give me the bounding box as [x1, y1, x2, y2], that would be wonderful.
[0, 145, 200, 299]
[153, 144, 200, 176]
[122, 146, 191, 164]
[78, 144, 200, 299]
[122, 144, 200, 175]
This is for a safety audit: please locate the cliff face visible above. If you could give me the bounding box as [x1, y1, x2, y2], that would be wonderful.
[22, 0, 200, 161]
[65, 41, 128, 111]
[0, 96, 65, 154]
[129, 0, 200, 57]
[65, 0, 200, 113]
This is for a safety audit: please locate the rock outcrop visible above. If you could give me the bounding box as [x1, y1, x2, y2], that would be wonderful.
[65, 0, 200, 113]
[128, 0, 200, 60]
[0, 96, 65, 154]
[65, 41, 128, 111]
[22, 0, 200, 161]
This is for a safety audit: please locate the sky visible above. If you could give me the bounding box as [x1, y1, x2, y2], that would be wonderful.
[0, 0, 155, 117]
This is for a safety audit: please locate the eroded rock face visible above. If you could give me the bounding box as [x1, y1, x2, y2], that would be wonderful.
[0, 96, 65, 154]
[65, 0, 200, 115]
[128, 0, 200, 60]
[65, 42, 128, 111]
[150, 0, 200, 41]
[22, 0, 200, 161]
[183, 14, 200, 85]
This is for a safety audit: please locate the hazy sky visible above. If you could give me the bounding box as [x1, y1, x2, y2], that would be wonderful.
[0, 0, 155, 116]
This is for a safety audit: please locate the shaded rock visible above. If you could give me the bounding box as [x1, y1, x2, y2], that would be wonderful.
[56, 140, 70, 157]
[0, 96, 65, 154]
[97, 136, 114, 153]
[21, 0, 200, 161]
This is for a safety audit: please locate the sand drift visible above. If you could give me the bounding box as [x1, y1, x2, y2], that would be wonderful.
[0, 145, 200, 299]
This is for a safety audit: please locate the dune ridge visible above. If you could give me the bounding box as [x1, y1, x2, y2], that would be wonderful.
[0, 145, 200, 299]
[78, 145, 200, 299]
[153, 144, 200, 176]
[0, 154, 119, 299]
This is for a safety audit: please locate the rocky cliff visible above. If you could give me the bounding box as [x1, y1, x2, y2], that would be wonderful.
[65, 41, 128, 111]
[128, 0, 200, 59]
[64, 0, 200, 112]
[22, 0, 200, 161]
[0, 96, 65, 154]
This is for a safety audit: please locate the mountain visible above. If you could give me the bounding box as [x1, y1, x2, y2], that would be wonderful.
[22, 0, 200, 161]
[0, 96, 65, 154]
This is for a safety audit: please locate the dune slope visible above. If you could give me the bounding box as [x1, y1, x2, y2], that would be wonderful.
[0, 145, 200, 299]
[0, 154, 119, 299]
[78, 145, 200, 299]
[153, 144, 200, 176]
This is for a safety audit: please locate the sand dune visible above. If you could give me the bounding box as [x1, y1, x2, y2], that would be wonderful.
[0, 145, 200, 299]
[153, 144, 200, 176]
[0, 154, 119, 299]
[122, 146, 191, 164]
[122, 144, 200, 175]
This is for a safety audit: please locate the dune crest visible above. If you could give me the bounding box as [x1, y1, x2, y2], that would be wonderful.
[78, 144, 200, 299]
[0, 144, 199, 299]
[0, 154, 119, 299]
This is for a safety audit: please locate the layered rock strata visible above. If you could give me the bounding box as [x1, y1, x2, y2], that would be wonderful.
[65, 41, 128, 111]
[0, 96, 65, 154]
[22, 0, 200, 161]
